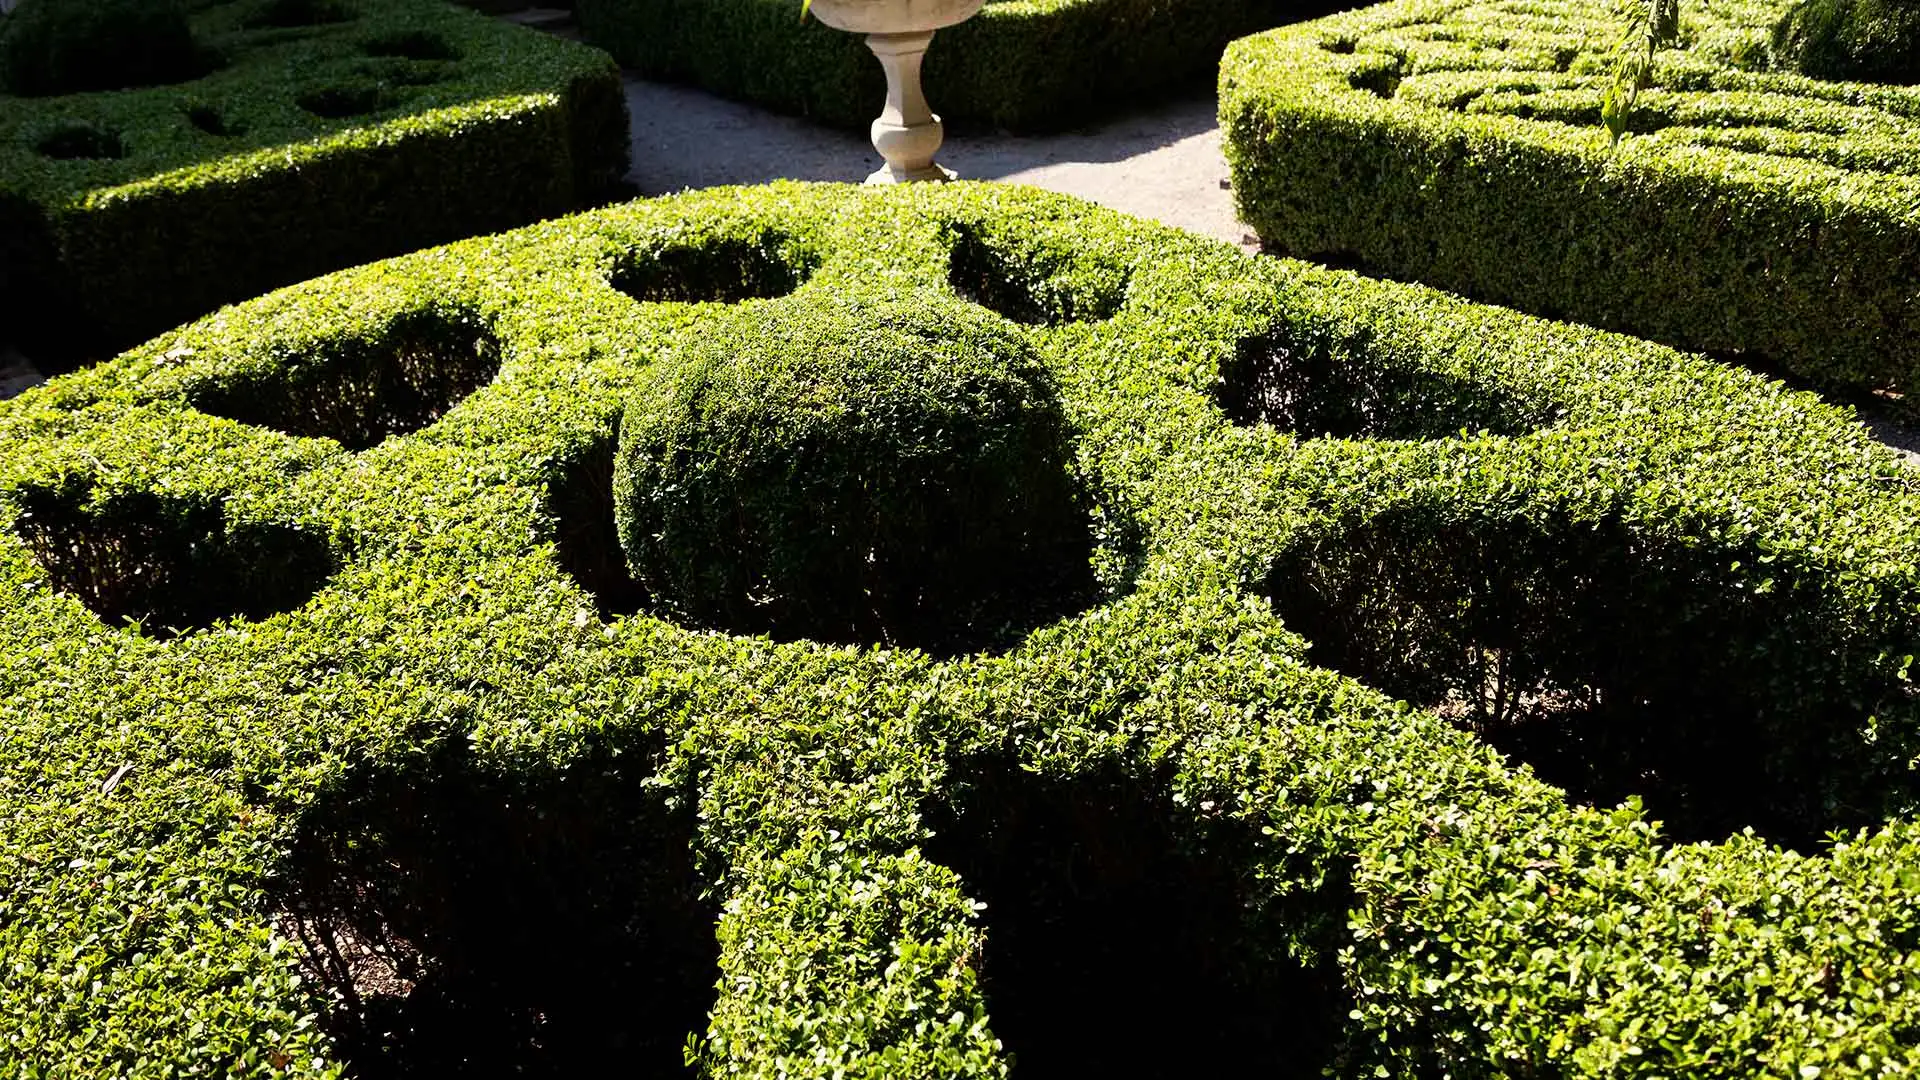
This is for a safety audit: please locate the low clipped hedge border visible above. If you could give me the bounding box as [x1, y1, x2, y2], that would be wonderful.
[1219, 0, 1920, 404]
[0, 0, 628, 365]
[574, 0, 1344, 132]
[3, 182, 1920, 1077]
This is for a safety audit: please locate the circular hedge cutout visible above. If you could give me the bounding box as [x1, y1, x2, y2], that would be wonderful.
[1772, 0, 1920, 83]
[0, 0, 206, 97]
[614, 291, 1094, 653]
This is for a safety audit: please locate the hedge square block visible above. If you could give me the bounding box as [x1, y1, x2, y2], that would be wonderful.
[1220, 0, 1920, 405]
[0, 0, 629, 366]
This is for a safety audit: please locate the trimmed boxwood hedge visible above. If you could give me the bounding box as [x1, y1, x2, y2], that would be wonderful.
[0, 0, 207, 97]
[1219, 0, 1920, 405]
[5, 181, 1920, 1077]
[0, 0, 628, 367]
[1773, 0, 1920, 83]
[574, 0, 1347, 132]
[613, 291, 1094, 653]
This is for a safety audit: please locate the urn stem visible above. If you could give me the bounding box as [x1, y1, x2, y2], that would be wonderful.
[863, 30, 954, 183]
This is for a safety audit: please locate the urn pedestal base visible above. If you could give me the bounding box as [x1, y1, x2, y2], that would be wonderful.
[865, 161, 957, 184]
[808, 0, 985, 183]
[860, 29, 954, 184]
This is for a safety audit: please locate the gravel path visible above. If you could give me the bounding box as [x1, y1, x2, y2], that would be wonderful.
[624, 78, 1254, 250]
[0, 347, 39, 400]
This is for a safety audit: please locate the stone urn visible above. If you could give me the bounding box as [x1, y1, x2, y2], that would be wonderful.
[807, 0, 987, 183]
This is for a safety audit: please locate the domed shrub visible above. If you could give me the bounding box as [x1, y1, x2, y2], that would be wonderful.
[1771, 0, 1920, 82]
[0, 0, 206, 97]
[614, 292, 1094, 652]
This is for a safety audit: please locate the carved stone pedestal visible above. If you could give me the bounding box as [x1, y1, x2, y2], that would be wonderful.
[807, 0, 986, 183]
[862, 31, 952, 184]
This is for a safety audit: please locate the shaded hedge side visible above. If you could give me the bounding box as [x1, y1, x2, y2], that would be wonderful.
[574, 0, 1347, 132]
[2, 183, 1920, 1077]
[0, 0, 205, 97]
[1219, 0, 1920, 404]
[0, 0, 628, 366]
[1773, 0, 1920, 83]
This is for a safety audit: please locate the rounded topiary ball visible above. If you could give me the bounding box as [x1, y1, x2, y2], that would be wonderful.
[0, 0, 205, 97]
[1771, 0, 1920, 83]
[614, 292, 1093, 652]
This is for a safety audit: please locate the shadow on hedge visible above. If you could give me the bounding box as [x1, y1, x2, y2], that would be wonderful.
[11, 485, 334, 638]
[1217, 327, 1553, 440]
[277, 740, 717, 1079]
[186, 309, 502, 451]
[923, 758, 1350, 1078]
[609, 230, 817, 306]
[1266, 510, 1920, 849]
[542, 424, 651, 621]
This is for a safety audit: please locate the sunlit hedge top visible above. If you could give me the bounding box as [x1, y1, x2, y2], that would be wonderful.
[3, 182, 1920, 1077]
[1220, 0, 1920, 401]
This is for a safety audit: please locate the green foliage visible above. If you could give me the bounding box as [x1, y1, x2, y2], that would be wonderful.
[0, 0, 205, 98]
[574, 0, 1347, 132]
[1773, 0, 1920, 81]
[4, 182, 1920, 1077]
[1220, 0, 1920, 404]
[1603, 0, 1682, 142]
[0, 0, 628, 364]
[614, 291, 1091, 651]
[246, 0, 355, 29]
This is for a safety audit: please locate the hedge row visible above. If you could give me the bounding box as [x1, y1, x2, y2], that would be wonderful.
[0, 0, 628, 367]
[1219, 0, 1920, 405]
[3, 181, 1920, 1077]
[574, 0, 1345, 132]
[1774, 0, 1920, 82]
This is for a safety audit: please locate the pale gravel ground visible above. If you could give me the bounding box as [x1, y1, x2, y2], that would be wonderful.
[0, 347, 39, 400]
[624, 78, 1255, 251]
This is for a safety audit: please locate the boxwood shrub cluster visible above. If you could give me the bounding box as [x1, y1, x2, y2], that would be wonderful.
[614, 291, 1094, 653]
[574, 0, 1346, 132]
[0, 0, 627, 366]
[4, 181, 1920, 1077]
[1219, 0, 1920, 405]
[1773, 0, 1920, 83]
[0, 0, 207, 97]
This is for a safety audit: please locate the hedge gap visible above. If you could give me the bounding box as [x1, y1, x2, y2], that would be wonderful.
[921, 757, 1349, 1077]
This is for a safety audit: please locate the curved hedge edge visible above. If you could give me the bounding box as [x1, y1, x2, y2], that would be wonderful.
[1, 181, 1919, 1078]
[1218, 0, 1920, 404]
[0, 0, 630, 364]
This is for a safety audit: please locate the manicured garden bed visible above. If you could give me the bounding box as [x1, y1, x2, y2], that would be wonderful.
[3, 181, 1919, 1077]
[1220, 0, 1920, 404]
[0, 0, 627, 366]
[575, 0, 1345, 132]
